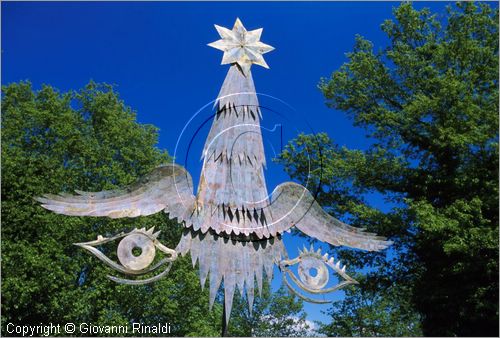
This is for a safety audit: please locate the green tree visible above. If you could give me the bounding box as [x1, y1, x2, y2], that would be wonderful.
[228, 284, 312, 337]
[318, 275, 422, 337]
[276, 2, 498, 336]
[1, 81, 311, 337]
[1, 81, 222, 336]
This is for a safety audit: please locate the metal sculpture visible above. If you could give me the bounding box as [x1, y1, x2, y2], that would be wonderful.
[36, 18, 391, 324]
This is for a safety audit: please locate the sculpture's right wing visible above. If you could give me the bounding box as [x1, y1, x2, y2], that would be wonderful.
[35, 163, 195, 221]
[269, 182, 392, 251]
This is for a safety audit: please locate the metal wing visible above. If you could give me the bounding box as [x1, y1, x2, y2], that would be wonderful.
[269, 182, 392, 251]
[35, 163, 195, 221]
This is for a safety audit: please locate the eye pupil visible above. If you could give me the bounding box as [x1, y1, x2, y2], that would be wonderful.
[298, 256, 329, 290]
[132, 246, 143, 257]
[309, 267, 318, 277]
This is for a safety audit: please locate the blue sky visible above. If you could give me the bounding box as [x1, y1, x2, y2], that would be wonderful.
[2, 0, 479, 327]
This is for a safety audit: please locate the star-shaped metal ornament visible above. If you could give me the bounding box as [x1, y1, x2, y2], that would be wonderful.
[208, 18, 274, 76]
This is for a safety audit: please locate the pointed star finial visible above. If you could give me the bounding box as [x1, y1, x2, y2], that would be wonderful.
[208, 18, 275, 76]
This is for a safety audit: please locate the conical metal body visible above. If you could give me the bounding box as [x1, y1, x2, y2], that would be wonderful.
[194, 65, 273, 238]
[178, 64, 285, 322]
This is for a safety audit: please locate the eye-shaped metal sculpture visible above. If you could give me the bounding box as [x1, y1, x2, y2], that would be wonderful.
[279, 245, 358, 303]
[74, 227, 177, 285]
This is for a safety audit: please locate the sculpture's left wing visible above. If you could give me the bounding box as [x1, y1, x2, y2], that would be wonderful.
[269, 182, 392, 251]
[35, 163, 195, 221]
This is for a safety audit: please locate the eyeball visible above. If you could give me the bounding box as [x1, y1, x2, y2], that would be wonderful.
[74, 227, 177, 284]
[117, 233, 156, 271]
[298, 255, 329, 290]
[279, 245, 358, 303]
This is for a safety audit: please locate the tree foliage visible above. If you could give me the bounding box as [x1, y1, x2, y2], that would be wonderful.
[228, 284, 312, 337]
[276, 2, 498, 336]
[1, 81, 224, 336]
[1, 81, 310, 336]
[318, 275, 422, 337]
